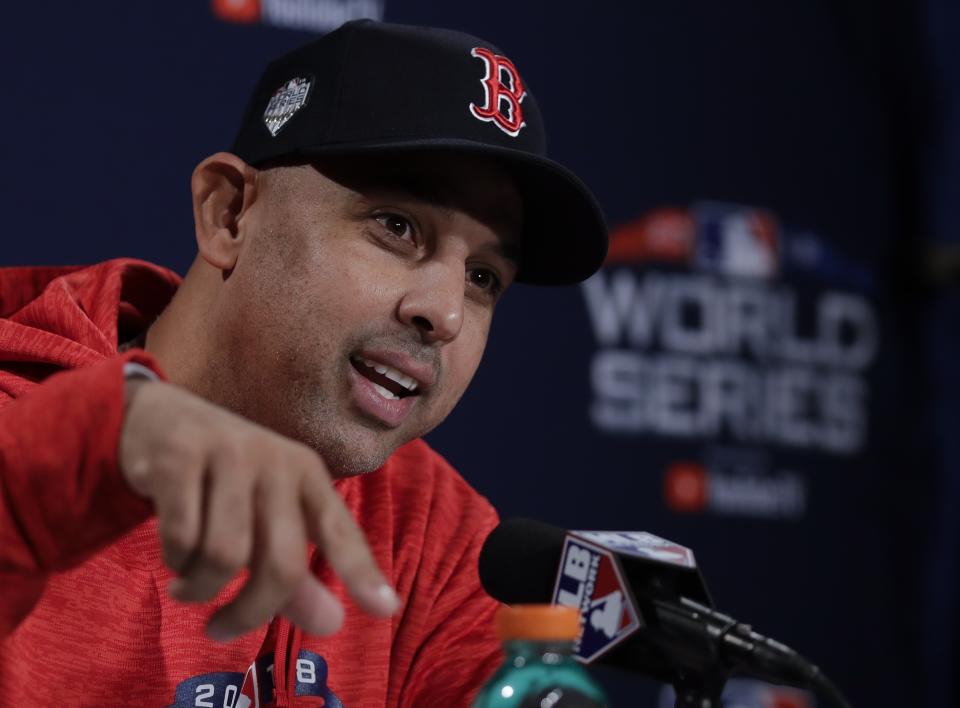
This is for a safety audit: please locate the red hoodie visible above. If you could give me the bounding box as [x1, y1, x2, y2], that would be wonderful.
[0, 259, 502, 707]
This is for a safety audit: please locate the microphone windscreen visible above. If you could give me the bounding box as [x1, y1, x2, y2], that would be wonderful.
[478, 517, 567, 604]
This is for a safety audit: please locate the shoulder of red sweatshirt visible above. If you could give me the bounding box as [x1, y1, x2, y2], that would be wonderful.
[0, 259, 502, 707]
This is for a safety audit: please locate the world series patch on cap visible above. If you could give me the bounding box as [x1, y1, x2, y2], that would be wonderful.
[231, 19, 608, 285]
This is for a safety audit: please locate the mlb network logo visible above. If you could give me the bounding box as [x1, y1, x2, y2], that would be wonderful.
[552, 536, 641, 663]
[211, 0, 383, 32]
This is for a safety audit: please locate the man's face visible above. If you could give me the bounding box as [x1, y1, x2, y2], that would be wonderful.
[205, 152, 521, 476]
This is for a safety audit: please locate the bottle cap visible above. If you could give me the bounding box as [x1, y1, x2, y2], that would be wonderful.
[495, 604, 582, 641]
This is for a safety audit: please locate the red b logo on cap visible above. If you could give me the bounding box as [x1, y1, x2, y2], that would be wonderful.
[469, 47, 527, 137]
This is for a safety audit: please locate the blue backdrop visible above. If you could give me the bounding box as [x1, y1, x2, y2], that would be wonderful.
[3, 2, 952, 706]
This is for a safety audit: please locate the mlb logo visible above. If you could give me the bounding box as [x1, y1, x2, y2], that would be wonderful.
[552, 536, 641, 663]
[694, 202, 780, 279]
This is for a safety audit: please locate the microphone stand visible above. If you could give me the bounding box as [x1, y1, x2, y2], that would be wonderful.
[648, 597, 729, 707]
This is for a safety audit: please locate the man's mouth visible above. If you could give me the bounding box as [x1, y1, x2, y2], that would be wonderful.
[350, 357, 420, 401]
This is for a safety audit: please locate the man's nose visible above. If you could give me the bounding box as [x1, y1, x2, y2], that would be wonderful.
[397, 262, 464, 344]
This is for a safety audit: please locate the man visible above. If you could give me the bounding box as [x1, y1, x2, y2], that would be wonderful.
[0, 19, 606, 707]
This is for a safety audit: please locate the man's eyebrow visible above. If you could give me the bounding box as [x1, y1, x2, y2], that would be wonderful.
[359, 173, 522, 263]
[367, 185, 454, 222]
[476, 239, 520, 266]
[362, 173, 459, 210]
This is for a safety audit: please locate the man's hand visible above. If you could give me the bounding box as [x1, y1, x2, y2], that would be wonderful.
[119, 379, 399, 642]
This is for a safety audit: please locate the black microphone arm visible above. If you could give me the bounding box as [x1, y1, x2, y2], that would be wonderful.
[479, 518, 852, 708]
[650, 596, 846, 703]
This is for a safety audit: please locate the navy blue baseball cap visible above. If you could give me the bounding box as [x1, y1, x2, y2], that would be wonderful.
[232, 19, 607, 285]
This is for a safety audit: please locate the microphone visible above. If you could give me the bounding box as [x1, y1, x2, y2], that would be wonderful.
[479, 518, 851, 708]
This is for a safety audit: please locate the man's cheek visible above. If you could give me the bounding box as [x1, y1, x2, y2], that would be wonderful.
[440, 366, 477, 415]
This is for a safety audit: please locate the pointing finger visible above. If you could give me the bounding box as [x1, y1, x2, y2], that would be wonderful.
[281, 575, 345, 637]
[302, 469, 400, 618]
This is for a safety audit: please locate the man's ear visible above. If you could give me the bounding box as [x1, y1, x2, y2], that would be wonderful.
[191, 152, 258, 272]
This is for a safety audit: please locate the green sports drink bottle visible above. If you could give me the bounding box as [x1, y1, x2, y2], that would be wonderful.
[472, 604, 610, 708]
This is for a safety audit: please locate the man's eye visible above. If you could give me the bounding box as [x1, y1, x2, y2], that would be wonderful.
[375, 213, 415, 242]
[467, 268, 502, 295]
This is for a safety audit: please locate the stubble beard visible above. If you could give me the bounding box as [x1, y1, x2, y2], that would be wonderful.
[208, 289, 448, 477]
[286, 381, 394, 478]
[248, 331, 437, 479]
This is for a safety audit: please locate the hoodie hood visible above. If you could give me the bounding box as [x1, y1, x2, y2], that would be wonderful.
[0, 259, 180, 398]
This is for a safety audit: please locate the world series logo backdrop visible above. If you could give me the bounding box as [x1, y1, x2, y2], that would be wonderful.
[581, 202, 880, 521]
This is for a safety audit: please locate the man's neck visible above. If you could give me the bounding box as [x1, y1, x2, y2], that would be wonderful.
[144, 258, 219, 394]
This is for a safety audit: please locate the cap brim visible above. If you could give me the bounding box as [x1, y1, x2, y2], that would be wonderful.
[282, 138, 608, 285]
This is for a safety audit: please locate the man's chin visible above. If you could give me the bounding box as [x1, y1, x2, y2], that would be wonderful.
[325, 453, 387, 478]
[303, 427, 407, 479]
[281, 397, 436, 477]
